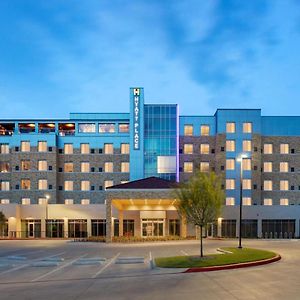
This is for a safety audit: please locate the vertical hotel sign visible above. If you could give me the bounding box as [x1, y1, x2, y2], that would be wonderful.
[133, 88, 140, 150]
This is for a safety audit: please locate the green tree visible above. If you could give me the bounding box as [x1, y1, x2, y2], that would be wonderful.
[175, 171, 224, 257]
[0, 211, 6, 237]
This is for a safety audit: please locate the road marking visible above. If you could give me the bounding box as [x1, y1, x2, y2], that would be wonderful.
[0, 264, 29, 276]
[91, 253, 120, 279]
[31, 254, 88, 282]
[181, 250, 189, 256]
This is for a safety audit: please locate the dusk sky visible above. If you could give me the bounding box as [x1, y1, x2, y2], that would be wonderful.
[0, 0, 300, 118]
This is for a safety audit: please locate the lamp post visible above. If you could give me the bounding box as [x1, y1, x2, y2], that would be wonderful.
[45, 194, 50, 238]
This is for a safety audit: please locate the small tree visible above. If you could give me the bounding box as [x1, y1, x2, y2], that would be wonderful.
[0, 211, 6, 237]
[175, 171, 224, 257]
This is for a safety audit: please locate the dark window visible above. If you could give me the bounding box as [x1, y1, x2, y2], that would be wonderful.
[253, 166, 258, 171]
[59, 168, 63, 172]
[123, 220, 134, 237]
[253, 184, 257, 190]
[221, 165, 225, 171]
[15, 185, 19, 190]
[91, 219, 106, 236]
[91, 167, 95, 172]
[48, 147, 52, 152]
[49, 185, 53, 190]
[91, 149, 95, 154]
[291, 186, 295, 190]
[179, 167, 183, 172]
[291, 148, 295, 154]
[221, 220, 236, 238]
[15, 147, 19, 152]
[221, 146, 225, 152]
[99, 148, 103, 154]
[91, 186, 95, 191]
[254, 147, 258, 152]
[291, 167, 295, 172]
[15, 166, 19, 171]
[179, 149, 183, 154]
[169, 219, 180, 236]
[99, 167, 103, 172]
[211, 149, 215, 154]
[99, 186, 103, 190]
[59, 186, 63, 191]
[59, 149, 63, 154]
[221, 184, 225, 190]
[48, 166, 52, 171]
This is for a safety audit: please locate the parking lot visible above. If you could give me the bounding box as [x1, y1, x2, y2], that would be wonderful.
[0, 239, 300, 299]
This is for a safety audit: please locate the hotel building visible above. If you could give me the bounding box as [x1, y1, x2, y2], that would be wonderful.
[0, 88, 300, 240]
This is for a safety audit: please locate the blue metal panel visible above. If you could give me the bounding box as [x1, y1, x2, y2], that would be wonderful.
[262, 116, 300, 136]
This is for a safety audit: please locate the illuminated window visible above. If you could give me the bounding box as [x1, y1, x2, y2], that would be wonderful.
[200, 162, 209, 172]
[78, 123, 96, 133]
[104, 180, 114, 189]
[64, 144, 73, 154]
[280, 198, 289, 206]
[184, 162, 193, 173]
[64, 162, 74, 172]
[280, 143, 289, 154]
[264, 180, 273, 191]
[99, 123, 115, 133]
[184, 125, 193, 136]
[226, 179, 235, 190]
[226, 122, 235, 133]
[80, 143, 90, 154]
[243, 140, 252, 152]
[226, 159, 235, 170]
[0, 162, 10, 172]
[280, 180, 289, 191]
[21, 141, 30, 152]
[64, 181, 73, 191]
[226, 197, 235, 206]
[38, 141, 47, 152]
[243, 123, 252, 133]
[65, 199, 74, 205]
[226, 140, 235, 152]
[0, 181, 10, 191]
[264, 144, 273, 154]
[81, 181, 90, 191]
[264, 198, 272, 206]
[242, 197, 252, 206]
[121, 162, 129, 173]
[263, 162, 272, 172]
[80, 162, 90, 173]
[200, 144, 210, 154]
[0, 144, 9, 154]
[157, 156, 176, 173]
[104, 162, 114, 173]
[21, 160, 30, 171]
[200, 125, 210, 136]
[22, 198, 30, 205]
[121, 143, 129, 154]
[38, 160, 47, 171]
[38, 179, 47, 190]
[21, 179, 30, 190]
[242, 179, 251, 190]
[242, 158, 251, 171]
[38, 198, 48, 205]
[81, 199, 90, 205]
[104, 143, 113, 154]
[0, 199, 9, 204]
[183, 144, 193, 154]
[280, 162, 289, 173]
[119, 123, 129, 133]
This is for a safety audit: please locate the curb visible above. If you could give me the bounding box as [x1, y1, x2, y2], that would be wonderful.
[183, 255, 281, 273]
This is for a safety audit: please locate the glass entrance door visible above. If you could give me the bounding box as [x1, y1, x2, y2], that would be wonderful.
[28, 222, 35, 238]
[141, 219, 164, 237]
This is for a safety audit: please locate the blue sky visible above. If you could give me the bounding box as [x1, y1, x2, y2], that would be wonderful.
[0, 0, 300, 118]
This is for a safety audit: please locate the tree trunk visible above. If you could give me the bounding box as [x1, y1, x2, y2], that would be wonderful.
[200, 225, 203, 257]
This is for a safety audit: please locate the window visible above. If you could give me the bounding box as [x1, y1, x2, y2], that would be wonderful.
[81, 199, 90, 205]
[226, 159, 235, 170]
[65, 199, 74, 205]
[38, 141, 47, 152]
[0, 144, 9, 154]
[263, 162, 272, 172]
[80, 143, 90, 154]
[121, 162, 129, 173]
[38, 179, 47, 190]
[280, 143, 289, 154]
[242, 179, 251, 190]
[38, 160, 47, 171]
[21, 160, 31, 171]
[226, 122, 235, 133]
[104, 143, 113, 154]
[243, 123, 252, 133]
[200, 125, 210, 136]
[184, 125, 193, 136]
[280, 162, 289, 173]
[21, 179, 30, 190]
[184, 162, 193, 173]
[226, 140, 235, 152]
[280, 180, 289, 191]
[0, 199, 9, 204]
[264, 180, 273, 191]
[280, 198, 289, 206]
[264, 198, 273, 206]
[99, 123, 115, 133]
[64, 144, 73, 154]
[119, 123, 129, 133]
[226, 179, 235, 190]
[64, 181, 73, 191]
[242, 197, 252, 206]
[121, 143, 129, 154]
[157, 156, 176, 173]
[64, 162, 74, 172]
[200, 162, 209, 172]
[243, 140, 252, 152]
[0, 162, 10, 172]
[0, 181, 10, 191]
[81, 162, 90, 173]
[183, 144, 193, 154]
[38, 198, 48, 205]
[22, 198, 30, 205]
[78, 123, 96, 133]
[264, 144, 273, 154]
[200, 144, 209, 154]
[81, 181, 90, 191]
[104, 162, 114, 173]
[226, 197, 235, 206]
[242, 158, 251, 171]
[104, 180, 113, 189]
[21, 141, 30, 152]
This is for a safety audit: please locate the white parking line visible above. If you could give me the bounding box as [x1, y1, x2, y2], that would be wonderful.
[31, 254, 88, 282]
[181, 250, 189, 256]
[91, 253, 120, 279]
[0, 264, 29, 276]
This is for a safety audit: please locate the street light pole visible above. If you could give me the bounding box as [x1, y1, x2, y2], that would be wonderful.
[238, 157, 243, 249]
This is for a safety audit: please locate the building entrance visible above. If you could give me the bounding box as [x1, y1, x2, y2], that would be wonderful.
[141, 219, 164, 237]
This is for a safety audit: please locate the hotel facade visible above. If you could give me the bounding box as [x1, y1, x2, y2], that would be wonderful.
[0, 88, 299, 240]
